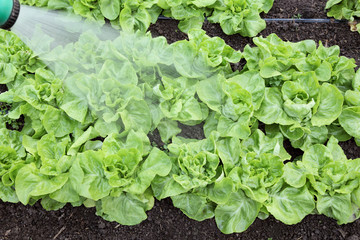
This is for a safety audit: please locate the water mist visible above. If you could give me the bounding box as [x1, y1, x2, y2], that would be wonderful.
[0, 0, 176, 130]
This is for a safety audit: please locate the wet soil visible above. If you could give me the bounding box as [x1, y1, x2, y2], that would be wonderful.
[1, 0, 360, 239]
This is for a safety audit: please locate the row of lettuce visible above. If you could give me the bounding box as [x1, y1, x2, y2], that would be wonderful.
[19, 0, 360, 36]
[0, 28, 360, 233]
[19, 0, 274, 37]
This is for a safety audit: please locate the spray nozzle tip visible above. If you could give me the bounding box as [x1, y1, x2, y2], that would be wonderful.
[0, 0, 20, 30]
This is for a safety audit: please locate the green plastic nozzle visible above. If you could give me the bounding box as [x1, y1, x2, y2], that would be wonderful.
[0, 0, 20, 29]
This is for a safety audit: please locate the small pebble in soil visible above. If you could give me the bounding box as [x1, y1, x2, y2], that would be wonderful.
[348, 235, 360, 240]
[98, 222, 106, 229]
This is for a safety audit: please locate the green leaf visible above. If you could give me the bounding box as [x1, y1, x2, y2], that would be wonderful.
[241, 129, 290, 161]
[126, 148, 172, 194]
[317, 193, 356, 224]
[172, 41, 213, 79]
[215, 189, 261, 234]
[102, 130, 151, 157]
[207, 177, 233, 205]
[99, 0, 120, 20]
[98, 193, 152, 225]
[157, 119, 181, 143]
[345, 90, 360, 106]
[196, 76, 224, 113]
[326, 136, 347, 162]
[325, 0, 343, 9]
[60, 91, 90, 124]
[255, 88, 294, 125]
[311, 83, 344, 126]
[216, 137, 241, 175]
[279, 124, 305, 141]
[15, 163, 68, 204]
[228, 71, 265, 110]
[171, 193, 215, 221]
[241, 11, 266, 37]
[0, 181, 18, 203]
[283, 162, 307, 188]
[69, 150, 112, 201]
[289, 125, 329, 150]
[37, 133, 69, 174]
[339, 107, 360, 139]
[216, 113, 252, 139]
[0, 63, 17, 84]
[41, 196, 66, 210]
[315, 61, 332, 82]
[352, 185, 360, 207]
[151, 174, 188, 200]
[120, 99, 152, 133]
[302, 144, 333, 174]
[68, 127, 99, 156]
[191, 0, 216, 8]
[120, 5, 152, 32]
[49, 180, 81, 203]
[47, 0, 71, 9]
[99, 59, 138, 85]
[265, 186, 315, 225]
[178, 16, 204, 33]
[354, 69, 360, 91]
[260, 57, 282, 78]
[94, 118, 122, 137]
[0, 128, 26, 157]
[327, 123, 352, 142]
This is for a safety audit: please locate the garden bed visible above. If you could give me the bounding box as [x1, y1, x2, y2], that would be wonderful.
[0, 0, 360, 239]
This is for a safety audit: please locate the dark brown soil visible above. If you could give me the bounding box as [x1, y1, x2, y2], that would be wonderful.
[266, 0, 329, 19]
[1, 0, 360, 239]
[0, 85, 7, 93]
[1, 198, 360, 240]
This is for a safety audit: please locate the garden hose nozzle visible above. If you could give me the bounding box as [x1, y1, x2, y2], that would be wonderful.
[0, 0, 20, 29]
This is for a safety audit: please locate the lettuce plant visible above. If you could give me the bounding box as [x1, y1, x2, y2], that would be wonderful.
[242, 34, 357, 149]
[283, 136, 360, 224]
[197, 71, 263, 139]
[208, 0, 274, 36]
[326, 0, 360, 33]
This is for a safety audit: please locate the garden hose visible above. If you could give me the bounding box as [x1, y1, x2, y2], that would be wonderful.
[0, 0, 20, 29]
[158, 16, 346, 23]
